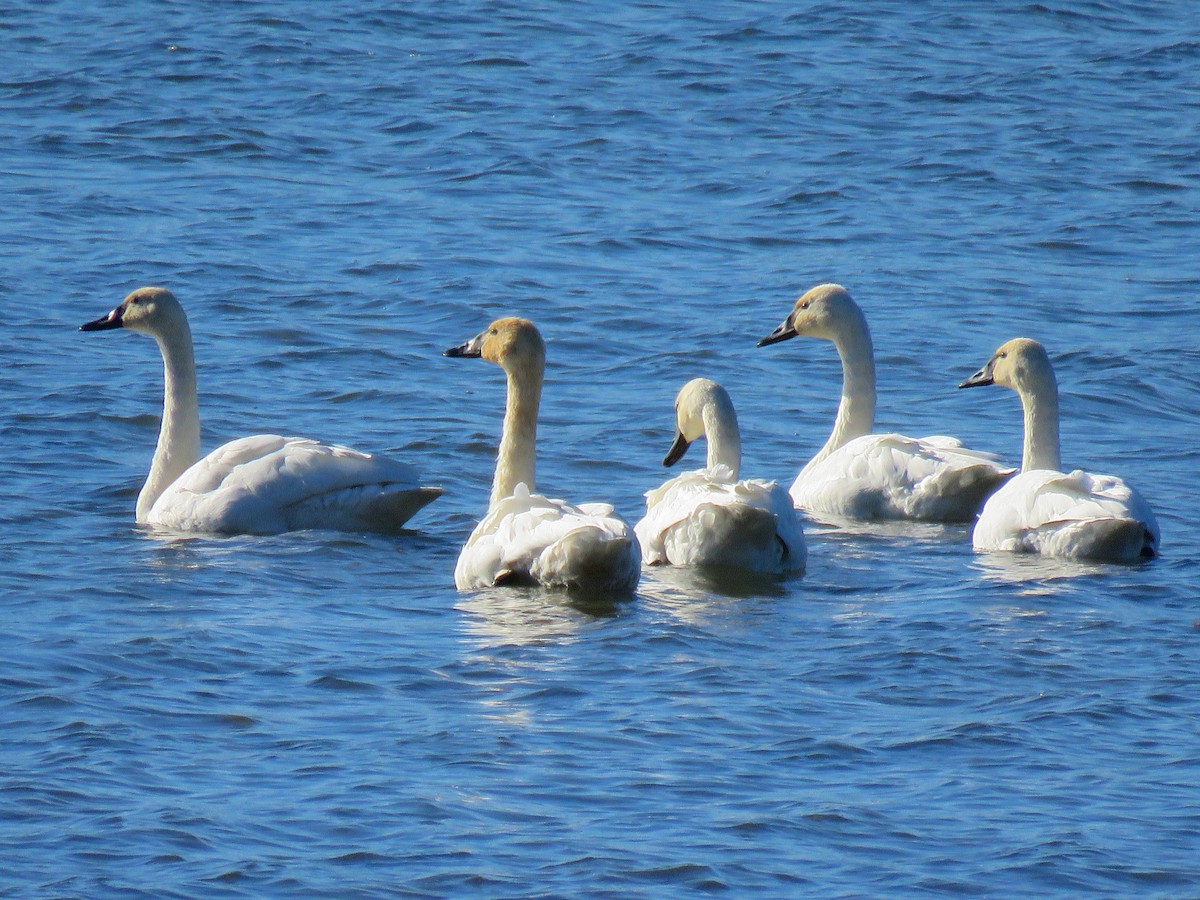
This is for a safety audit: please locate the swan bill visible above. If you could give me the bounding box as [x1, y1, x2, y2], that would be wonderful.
[444, 332, 484, 358]
[756, 319, 796, 347]
[663, 431, 692, 467]
[80, 306, 125, 332]
[958, 367, 995, 389]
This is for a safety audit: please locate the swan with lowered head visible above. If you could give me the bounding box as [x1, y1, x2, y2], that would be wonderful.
[635, 378, 806, 573]
[757, 283, 1013, 522]
[959, 338, 1159, 562]
[80, 287, 442, 534]
[443, 317, 641, 593]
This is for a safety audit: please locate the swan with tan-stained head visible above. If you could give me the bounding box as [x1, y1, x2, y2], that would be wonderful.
[758, 283, 1013, 523]
[443, 317, 641, 593]
[80, 287, 442, 534]
[959, 337, 1159, 562]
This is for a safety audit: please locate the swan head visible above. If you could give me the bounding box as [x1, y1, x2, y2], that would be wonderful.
[664, 377, 730, 466]
[959, 337, 1055, 395]
[444, 317, 545, 371]
[757, 283, 860, 347]
[80, 287, 188, 338]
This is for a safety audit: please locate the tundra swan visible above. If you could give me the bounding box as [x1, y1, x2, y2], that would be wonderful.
[757, 283, 1013, 522]
[959, 338, 1159, 562]
[80, 287, 442, 534]
[443, 317, 640, 593]
[635, 378, 806, 573]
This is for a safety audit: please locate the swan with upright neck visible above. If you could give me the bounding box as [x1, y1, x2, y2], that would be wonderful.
[757, 283, 1013, 522]
[443, 317, 640, 593]
[635, 378, 805, 572]
[959, 338, 1159, 562]
[80, 287, 442, 534]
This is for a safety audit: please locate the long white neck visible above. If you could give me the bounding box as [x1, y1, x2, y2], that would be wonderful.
[1016, 368, 1061, 472]
[702, 397, 742, 478]
[491, 359, 542, 506]
[811, 312, 876, 466]
[138, 324, 201, 521]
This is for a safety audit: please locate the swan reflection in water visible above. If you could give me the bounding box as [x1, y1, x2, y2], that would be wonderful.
[455, 584, 627, 649]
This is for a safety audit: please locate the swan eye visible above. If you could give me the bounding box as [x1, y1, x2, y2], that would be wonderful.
[131, 296, 142, 305]
[998, 351, 1007, 359]
[489, 328, 498, 335]
[800, 302, 810, 310]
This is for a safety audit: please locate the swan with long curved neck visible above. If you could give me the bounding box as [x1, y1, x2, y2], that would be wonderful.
[959, 338, 1159, 562]
[635, 378, 806, 572]
[443, 317, 641, 593]
[80, 287, 442, 534]
[757, 283, 1013, 522]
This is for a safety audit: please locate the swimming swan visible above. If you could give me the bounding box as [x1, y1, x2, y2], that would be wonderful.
[635, 378, 806, 573]
[959, 338, 1159, 562]
[757, 283, 1013, 522]
[443, 317, 641, 593]
[80, 287, 443, 534]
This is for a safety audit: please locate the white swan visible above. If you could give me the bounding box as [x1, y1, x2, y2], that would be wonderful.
[443, 317, 641, 593]
[757, 283, 1013, 522]
[635, 378, 806, 573]
[959, 338, 1160, 562]
[80, 287, 442, 534]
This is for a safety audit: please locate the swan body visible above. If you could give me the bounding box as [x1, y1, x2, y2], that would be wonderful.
[758, 283, 1013, 522]
[635, 378, 805, 573]
[81, 287, 442, 534]
[960, 338, 1159, 562]
[789, 432, 1011, 522]
[444, 318, 640, 593]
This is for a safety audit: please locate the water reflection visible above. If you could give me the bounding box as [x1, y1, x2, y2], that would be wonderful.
[636, 566, 790, 627]
[455, 584, 625, 648]
[971, 550, 1125, 589]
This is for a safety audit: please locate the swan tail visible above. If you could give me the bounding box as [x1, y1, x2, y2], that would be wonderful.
[913, 463, 1015, 523]
[361, 485, 444, 532]
[664, 502, 800, 573]
[287, 484, 444, 533]
[1034, 516, 1157, 563]
[533, 525, 640, 593]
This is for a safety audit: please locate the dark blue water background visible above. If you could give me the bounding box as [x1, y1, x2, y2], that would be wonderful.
[3, 2, 1199, 895]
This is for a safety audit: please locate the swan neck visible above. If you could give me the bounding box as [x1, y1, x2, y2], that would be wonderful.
[702, 401, 741, 478]
[492, 360, 542, 506]
[1018, 370, 1061, 472]
[814, 320, 876, 464]
[139, 324, 201, 521]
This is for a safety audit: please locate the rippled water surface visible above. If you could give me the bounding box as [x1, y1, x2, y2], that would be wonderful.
[3, 2, 1200, 895]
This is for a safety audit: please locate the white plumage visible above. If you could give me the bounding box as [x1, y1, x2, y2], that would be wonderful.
[759, 283, 1013, 522]
[81, 287, 442, 535]
[789, 432, 1012, 522]
[146, 435, 440, 534]
[455, 483, 641, 591]
[445, 317, 640, 593]
[635, 379, 805, 573]
[960, 338, 1159, 562]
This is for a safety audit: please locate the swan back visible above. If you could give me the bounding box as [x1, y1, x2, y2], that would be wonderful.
[974, 469, 1159, 562]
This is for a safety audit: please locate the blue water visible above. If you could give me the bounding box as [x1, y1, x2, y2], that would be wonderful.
[3, 1, 1200, 895]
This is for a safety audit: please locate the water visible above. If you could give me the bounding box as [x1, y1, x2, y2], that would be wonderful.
[3, 1, 1199, 895]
